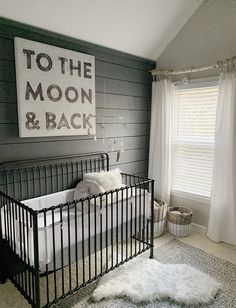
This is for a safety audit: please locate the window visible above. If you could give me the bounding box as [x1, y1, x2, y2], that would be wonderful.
[171, 82, 218, 199]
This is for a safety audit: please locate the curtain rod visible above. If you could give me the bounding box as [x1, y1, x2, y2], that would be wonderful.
[151, 56, 236, 76]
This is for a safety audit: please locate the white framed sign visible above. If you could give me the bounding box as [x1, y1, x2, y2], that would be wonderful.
[14, 37, 96, 137]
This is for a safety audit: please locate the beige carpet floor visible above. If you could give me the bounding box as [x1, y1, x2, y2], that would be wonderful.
[62, 238, 236, 308]
[0, 225, 235, 308]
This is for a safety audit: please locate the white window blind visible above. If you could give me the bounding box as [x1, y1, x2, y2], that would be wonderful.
[171, 84, 218, 198]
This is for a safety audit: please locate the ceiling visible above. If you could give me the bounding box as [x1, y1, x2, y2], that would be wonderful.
[0, 0, 203, 60]
[157, 0, 236, 72]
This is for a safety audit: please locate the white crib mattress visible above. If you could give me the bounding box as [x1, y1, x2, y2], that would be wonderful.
[1, 188, 151, 269]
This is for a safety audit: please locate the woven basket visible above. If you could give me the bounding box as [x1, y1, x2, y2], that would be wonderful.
[153, 199, 168, 237]
[167, 206, 193, 237]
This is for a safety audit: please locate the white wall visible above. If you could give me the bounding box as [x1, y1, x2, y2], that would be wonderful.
[157, 0, 236, 80]
[170, 194, 210, 226]
[156, 0, 236, 226]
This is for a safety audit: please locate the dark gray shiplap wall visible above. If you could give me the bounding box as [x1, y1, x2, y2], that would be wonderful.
[0, 18, 155, 176]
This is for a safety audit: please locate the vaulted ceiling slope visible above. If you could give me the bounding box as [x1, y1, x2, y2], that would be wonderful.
[0, 0, 202, 60]
[157, 0, 236, 71]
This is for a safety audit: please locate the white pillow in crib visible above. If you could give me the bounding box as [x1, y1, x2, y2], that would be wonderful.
[74, 179, 105, 201]
[84, 168, 122, 191]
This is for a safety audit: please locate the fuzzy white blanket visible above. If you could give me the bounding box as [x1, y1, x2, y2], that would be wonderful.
[91, 256, 220, 305]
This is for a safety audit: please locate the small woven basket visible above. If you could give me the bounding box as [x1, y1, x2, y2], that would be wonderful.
[153, 199, 168, 237]
[167, 206, 193, 237]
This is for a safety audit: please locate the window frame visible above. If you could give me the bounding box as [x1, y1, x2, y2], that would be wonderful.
[170, 77, 219, 203]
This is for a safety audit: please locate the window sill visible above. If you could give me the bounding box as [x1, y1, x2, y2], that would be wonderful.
[170, 190, 210, 205]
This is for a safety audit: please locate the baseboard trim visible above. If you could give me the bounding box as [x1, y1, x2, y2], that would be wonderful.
[192, 223, 207, 234]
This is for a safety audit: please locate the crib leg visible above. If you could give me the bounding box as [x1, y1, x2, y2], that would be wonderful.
[0, 240, 8, 283]
[0, 272, 8, 284]
[149, 246, 154, 259]
[149, 180, 154, 259]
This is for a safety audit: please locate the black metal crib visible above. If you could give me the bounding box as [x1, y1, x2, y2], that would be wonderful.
[0, 152, 154, 308]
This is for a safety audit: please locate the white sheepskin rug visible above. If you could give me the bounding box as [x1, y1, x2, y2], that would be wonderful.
[91, 257, 220, 305]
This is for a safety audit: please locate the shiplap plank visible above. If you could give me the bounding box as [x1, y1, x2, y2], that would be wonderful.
[96, 93, 150, 110]
[96, 77, 151, 97]
[0, 136, 149, 157]
[0, 103, 17, 123]
[0, 136, 149, 162]
[0, 37, 14, 61]
[0, 93, 151, 111]
[0, 58, 151, 85]
[0, 60, 15, 82]
[112, 160, 148, 175]
[96, 108, 150, 124]
[0, 77, 150, 104]
[0, 19, 155, 71]
[0, 103, 150, 124]
[0, 81, 16, 102]
[95, 60, 152, 84]
[0, 122, 149, 140]
[109, 148, 149, 166]
[134, 172, 148, 177]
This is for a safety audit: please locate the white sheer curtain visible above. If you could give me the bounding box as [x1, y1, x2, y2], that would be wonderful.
[148, 79, 174, 204]
[207, 62, 236, 246]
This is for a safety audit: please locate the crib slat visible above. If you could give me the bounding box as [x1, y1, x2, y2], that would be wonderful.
[105, 193, 108, 272]
[50, 166, 53, 194]
[22, 208, 27, 292]
[130, 187, 133, 256]
[81, 200, 85, 285]
[3, 197, 7, 242]
[139, 184, 142, 253]
[125, 187, 128, 260]
[74, 201, 79, 288]
[56, 165, 59, 192]
[134, 185, 137, 255]
[12, 171, 16, 198]
[94, 197, 97, 278]
[61, 164, 64, 191]
[19, 169, 23, 200]
[116, 190, 119, 265]
[80, 161, 84, 180]
[11, 200, 16, 253]
[100, 194, 103, 274]
[72, 162, 74, 184]
[111, 192, 114, 268]
[26, 211, 31, 299]
[32, 212, 40, 308]
[66, 164, 69, 188]
[150, 180, 154, 259]
[44, 166, 47, 195]
[52, 208, 57, 300]
[8, 198, 12, 249]
[68, 204, 72, 291]
[32, 168, 36, 197]
[38, 167, 42, 197]
[26, 169, 29, 199]
[88, 198, 91, 281]
[121, 188, 124, 262]
[143, 182, 146, 251]
[44, 211, 50, 305]
[60, 207, 65, 297]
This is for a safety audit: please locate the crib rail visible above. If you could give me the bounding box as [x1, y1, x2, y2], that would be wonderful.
[0, 153, 154, 308]
[0, 152, 109, 201]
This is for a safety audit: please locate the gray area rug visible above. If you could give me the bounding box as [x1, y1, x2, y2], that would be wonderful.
[54, 239, 236, 308]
